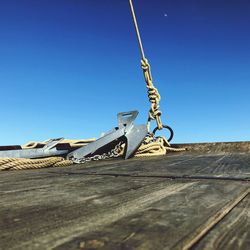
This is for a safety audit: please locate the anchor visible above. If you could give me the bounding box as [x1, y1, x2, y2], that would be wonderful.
[0, 111, 148, 161]
[67, 110, 148, 162]
[0, 0, 175, 167]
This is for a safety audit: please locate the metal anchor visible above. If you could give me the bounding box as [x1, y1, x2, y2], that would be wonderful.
[0, 111, 147, 163]
[66, 110, 148, 162]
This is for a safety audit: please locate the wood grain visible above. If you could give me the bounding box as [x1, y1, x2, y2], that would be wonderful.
[52, 181, 249, 250]
[193, 194, 250, 250]
[1, 142, 250, 250]
[60, 152, 250, 180]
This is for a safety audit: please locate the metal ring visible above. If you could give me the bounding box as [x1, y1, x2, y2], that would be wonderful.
[152, 125, 174, 142]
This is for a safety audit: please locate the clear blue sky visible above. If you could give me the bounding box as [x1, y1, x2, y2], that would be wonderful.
[0, 0, 249, 145]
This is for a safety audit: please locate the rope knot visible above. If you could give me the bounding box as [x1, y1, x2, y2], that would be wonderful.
[147, 86, 161, 119]
[140, 57, 163, 130]
[141, 58, 150, 70]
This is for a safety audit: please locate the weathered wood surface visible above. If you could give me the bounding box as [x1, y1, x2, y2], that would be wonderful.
[194, 195, 250, 250]
[59, 152, 250, 180]
[173, 141, 250, 153]
[0, 142, 250, 250]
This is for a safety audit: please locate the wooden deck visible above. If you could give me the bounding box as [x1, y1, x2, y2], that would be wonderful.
[0, 142, 249, 250]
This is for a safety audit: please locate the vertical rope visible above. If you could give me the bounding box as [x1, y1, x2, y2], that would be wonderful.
[128, 0, 146, 60]
[128, 0, 163, 130]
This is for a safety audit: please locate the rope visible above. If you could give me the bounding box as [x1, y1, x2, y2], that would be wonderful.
[0, 136, 185, 171]
[0, 1, 183, 171]
[0, 138, 93, 171]
[134, 135, 186, 157]
[0, 157, 73, 171]
[129, 0, 163, 131]
[129, 0, 146, 60]
[141, 58, 163, 130]
[117, 135, 185, 158]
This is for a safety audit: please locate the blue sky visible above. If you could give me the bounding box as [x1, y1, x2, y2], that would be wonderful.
[0, 0, 249, 145]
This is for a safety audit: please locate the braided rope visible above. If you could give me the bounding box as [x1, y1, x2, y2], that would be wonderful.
[129, 0, 163, 131]
[134, 135, 185, 157]
[0, 157, 73, 171]
[0, 135, 185, 171]
[141, 58, 163, 130]
[117, 135, 185, 158]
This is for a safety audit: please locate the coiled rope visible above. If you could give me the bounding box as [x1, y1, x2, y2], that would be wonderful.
[135, 135, 185, 157]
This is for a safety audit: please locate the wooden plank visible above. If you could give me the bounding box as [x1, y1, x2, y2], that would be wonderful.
[3, 146, 250, 181]
[173, 141, 250, 153]
[52, 181, 249, 250]
[0, 174, 166, 209]
[0, 172, 245, 250]
[1, 144, 250, 249]
[193, 193, 250, 250]
[0, 173, 192, 250]
[175, 187, 250, 250]
[60, 152, 250, 180]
